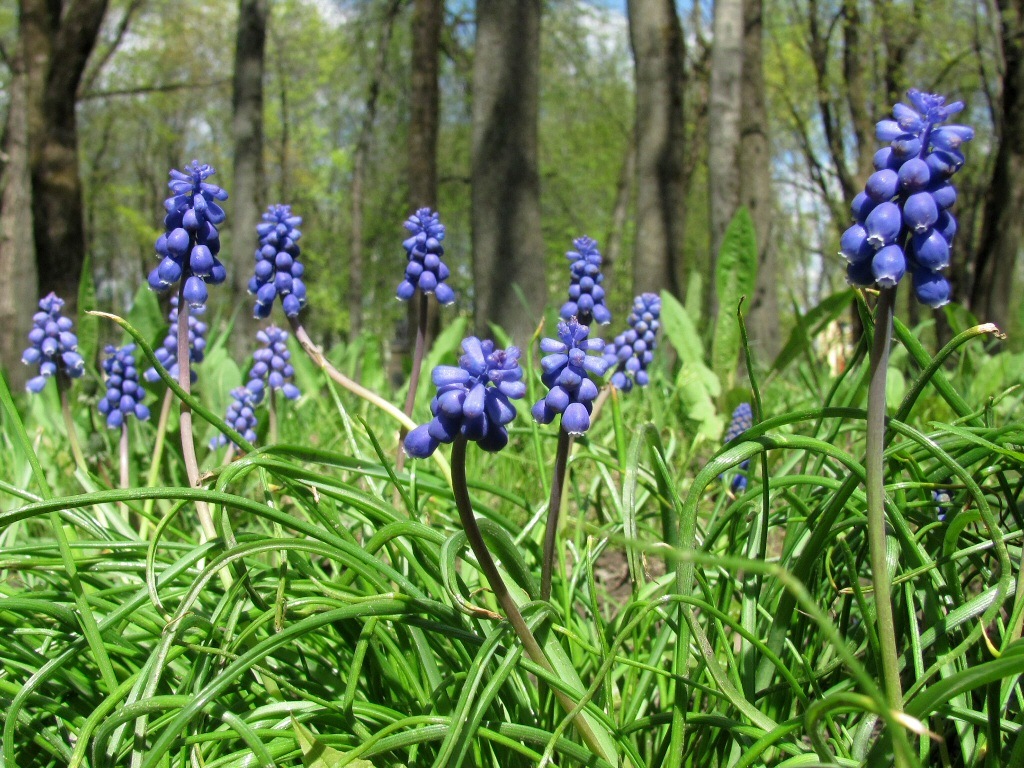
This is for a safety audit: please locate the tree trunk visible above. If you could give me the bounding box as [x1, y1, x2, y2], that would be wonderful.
[739, 0, 780, 360]
[626, 0, 687, 299]
[0, 51, 39, 388]
[230, 0, 269, 354]
[471, 0, 546, 344]
[21, 0, 109, 314]
[969, 0, 1024, 332]
[707, 0, 743, 300]
[392, 0, 443, 387]
[349, 0, 402, 340]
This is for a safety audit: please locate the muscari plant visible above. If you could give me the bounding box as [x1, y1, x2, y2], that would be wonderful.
[560, 236, 611, 327]
[250, 204, 307, 319]
[721, 401, 752, 494]
[10, 86, 1018, 768]
[246, 325, 300, 442]
[838, 90, 974, 742]
[99, 344, 150, 491]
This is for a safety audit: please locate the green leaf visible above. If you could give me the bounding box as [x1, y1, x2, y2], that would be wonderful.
[124, 282, 165, 350]
[771, 289, 855, 373]
[198, 345, 242, 444]
[711, 207, 758, 392]
[287, 332, 322, 399]
[76, 253, 99, 371]
[660, 290, 722, 438]
[291, 717, 374, 768]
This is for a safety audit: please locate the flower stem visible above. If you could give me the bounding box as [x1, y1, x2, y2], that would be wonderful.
[119, 422, 131, 524]
[289, 315, 451, 486]
[58, 376, 87, 472]
[140, 390, 173, 537]
[450, 437, 613, 763]
[865, 288, 905, 724]
[541, 429, 572, 601]
[176, 286, 217, 543]
[396, 292, 430, 476]
[268, 386, 278, 445]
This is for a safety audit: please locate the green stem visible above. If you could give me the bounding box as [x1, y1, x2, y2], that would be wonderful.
[175, 288, 217, 544]
[268, 386, 278, 445]
[865, 288, 905, 729]
[58, 377, 87, 472]
[140, 390, 173, 538]
[450, 437, 613, 762]
[541, 429, 572, 601]
[396, 292, 430, 475]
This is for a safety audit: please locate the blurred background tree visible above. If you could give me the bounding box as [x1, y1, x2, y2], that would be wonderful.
[0, 0, 1018, 384]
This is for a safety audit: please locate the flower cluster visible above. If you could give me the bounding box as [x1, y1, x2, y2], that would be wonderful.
[147, 161, 228, 309]
[22, 293, 86, 393]
[98, 345, 150, 428]
[603, 293, 661, 392]
[840, 90, 974, 307]
[560, 236, 611, 326]
[404, 337, 524, 457]
[249, 204, 307, 318]
[144, 297, 208, 384]
[722, 402, 753, 493]
[211, 386, 260, 449]
[532, 319, 609, 435]
[396, 208, 455, 306]
[247, 326, 300, 402]
[933, 489, 951, 522]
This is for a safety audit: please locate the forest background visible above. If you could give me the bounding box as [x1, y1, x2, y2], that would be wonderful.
[0, 0, 1020, 383]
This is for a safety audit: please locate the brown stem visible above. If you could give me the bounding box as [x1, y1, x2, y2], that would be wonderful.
[541, 429, 572, 601]
[450, 437, 612, 762]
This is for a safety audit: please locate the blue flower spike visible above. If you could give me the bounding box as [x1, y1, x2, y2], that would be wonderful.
[249, 204, 307, 318]
[22, 293, 86, 393]
[560, 236, 611, 326]
[211, 386, 260, 450]
[98, 345, 150, 429]
[532, 318, 609, 436]
[396, 208, 456, 306]
[143, 296, 208, 385]
[404, 337, 525, 458]
[147, 161, 229, 309]
[840, 89, 973, 307]
[722, 402, 753, 493]
[246, 326, 300, 402]
[603, 293, 661, 392]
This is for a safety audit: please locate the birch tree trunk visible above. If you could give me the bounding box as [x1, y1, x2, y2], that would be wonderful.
[739, 0, 780, 359]
[707, 0, 743, 309]
[626, 0, 687, 299]
[471, 0, 546, 344]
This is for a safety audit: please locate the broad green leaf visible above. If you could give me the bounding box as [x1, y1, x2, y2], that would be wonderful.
[660, 291, 722, 438]
[771, 289, 855, 373]
[685, 268, 704, 323]
[198, 345, 242, 445]
[76, 253, 99, 371]
[291, 717, 374, 768]
[124, 282, 166, 350]
[287, 332, 322, 399]
[711, 207, 758, 392]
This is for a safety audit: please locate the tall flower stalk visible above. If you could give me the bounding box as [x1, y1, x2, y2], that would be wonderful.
[396, 209, 456, 471]
[531, 318, 609, 600]
[23, 293, 87, 469]
[840, 89, 973, 734]
[147, 161, 229, 542]
[403, 337, 614, 763]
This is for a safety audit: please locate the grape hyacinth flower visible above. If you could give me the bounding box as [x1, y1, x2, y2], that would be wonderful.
[933, 489, 952, 522]
[396, 208, 456, 306]
[211, 386, 260, 449]
[98, 345, 150, 429]
[722, 402, 753, 493]
[246, 326, 300, 402]
[22, 293, 86, 393]
[532, 318, 610, 436]
[840, 89, 973, 307]
[603, 293, 661, 393]
[147, 161, 228, 309]
[404, 337, 525, 458]
[559, 236, 611, 326]
[249, 204, 307, 318]
[144, 297, 208, 384]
